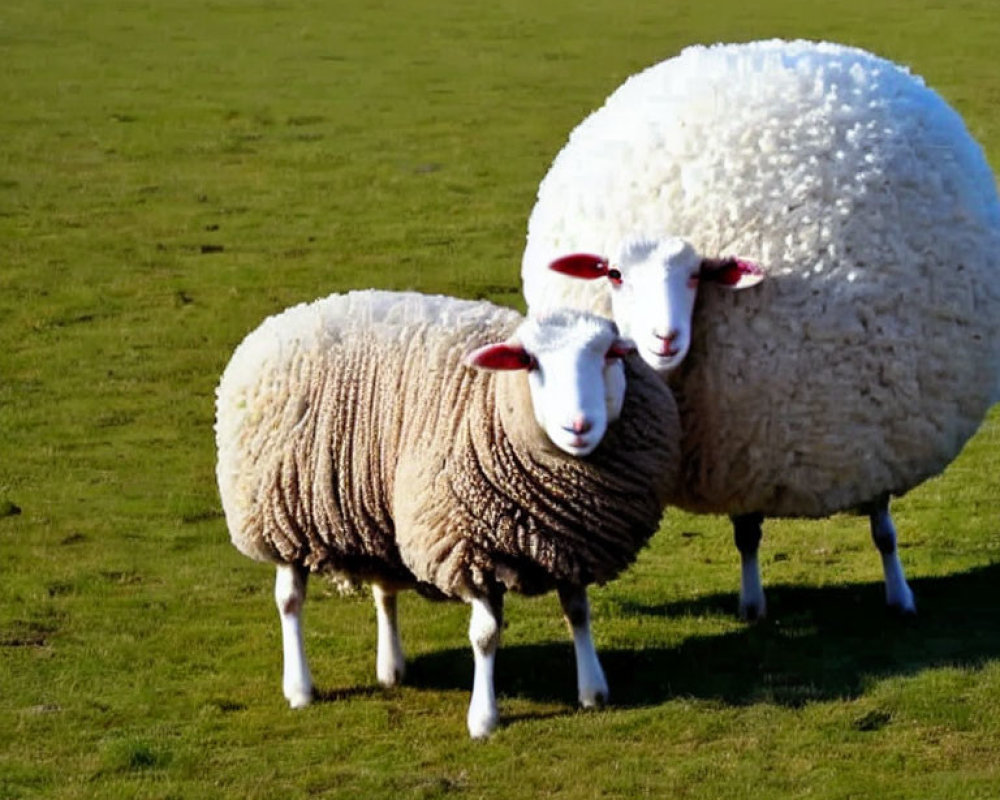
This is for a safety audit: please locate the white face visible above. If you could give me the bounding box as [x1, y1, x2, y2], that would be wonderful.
[526, 341, 627, 457]
[465, 313, 631, 458]
[545, 238, 763, 377]
[609, 238, 701, 375]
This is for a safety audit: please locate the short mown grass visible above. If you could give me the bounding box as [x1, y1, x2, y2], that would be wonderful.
[2, 1, 1000, 798]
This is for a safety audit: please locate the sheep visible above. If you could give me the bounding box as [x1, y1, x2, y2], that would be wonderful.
[520, 39, 1000, 619]
[215, 289, 679, 737]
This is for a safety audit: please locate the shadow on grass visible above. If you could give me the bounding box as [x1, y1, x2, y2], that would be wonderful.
[313, 685, 384, 703]
[404, 563, 1000, 711]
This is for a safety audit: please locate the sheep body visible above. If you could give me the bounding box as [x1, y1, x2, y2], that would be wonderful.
[216, 290, 679, 733]
[522, 39, 1000, 519]
[217, 289, 675, 594]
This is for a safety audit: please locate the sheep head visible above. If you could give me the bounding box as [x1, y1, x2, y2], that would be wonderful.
[548, 236, 763, 374]
[465, 311, 635, 457]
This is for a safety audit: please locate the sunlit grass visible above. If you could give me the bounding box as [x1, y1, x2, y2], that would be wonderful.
[2, 0, 1000, 797]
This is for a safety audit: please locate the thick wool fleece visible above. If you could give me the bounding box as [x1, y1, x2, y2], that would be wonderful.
[216, 291, 678, 598]
[521, 39, 1000, 518]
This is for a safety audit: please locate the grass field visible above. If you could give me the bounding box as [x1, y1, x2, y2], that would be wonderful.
[3, 0, 1000, 797]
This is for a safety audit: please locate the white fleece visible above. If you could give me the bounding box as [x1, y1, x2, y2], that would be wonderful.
[522, 39, 1000, 517]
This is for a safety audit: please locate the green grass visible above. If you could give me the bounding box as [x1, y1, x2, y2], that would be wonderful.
[3, 0, 1000, 797]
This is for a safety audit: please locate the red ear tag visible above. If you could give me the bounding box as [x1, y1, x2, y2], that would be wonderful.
[464, 343, 535, 371]
[548, 253, 611, 280]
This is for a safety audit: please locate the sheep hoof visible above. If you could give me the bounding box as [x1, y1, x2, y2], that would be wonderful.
[739, 602, 766, 623]
[467, 712, 499, 739]
[285, 688, 313, 709]
[580, 690, 608, 709]
[377, 667, 405, 688]
[887, 599, 917, 618]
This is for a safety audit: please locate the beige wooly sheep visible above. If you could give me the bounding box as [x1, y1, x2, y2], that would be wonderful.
[215, 290, 678, 737]
[521, 39, 1000, 620]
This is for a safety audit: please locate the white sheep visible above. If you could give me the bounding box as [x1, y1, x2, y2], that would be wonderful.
[215, 290, 678, 737]
[521, 39, 1000, 619]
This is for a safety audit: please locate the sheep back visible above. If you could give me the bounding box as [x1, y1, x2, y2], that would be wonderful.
[524, 39, 1000, 517]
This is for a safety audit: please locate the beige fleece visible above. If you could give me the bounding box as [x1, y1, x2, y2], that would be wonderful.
[216, 290, 678, 597]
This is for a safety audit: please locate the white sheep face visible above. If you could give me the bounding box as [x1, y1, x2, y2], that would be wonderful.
[465, 311, 633, 457]
[610, 237, 702, 373]
[548, 236, 764, 375]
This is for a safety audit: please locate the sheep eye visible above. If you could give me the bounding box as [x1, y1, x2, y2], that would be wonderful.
[607, 268, 623, 285]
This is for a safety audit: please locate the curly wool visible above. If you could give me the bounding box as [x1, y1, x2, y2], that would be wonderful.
[521, 39, 1000, 518]
[215, 290, 678, 599]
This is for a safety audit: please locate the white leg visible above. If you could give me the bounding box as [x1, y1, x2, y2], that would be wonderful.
[868, 497, 916, 614]
[275, 563, 313, 708]
[466, 592, 503, 739]
[372, 584, 405, 687]
[558, 585, 608, 708]
[733, 513, 766, 621]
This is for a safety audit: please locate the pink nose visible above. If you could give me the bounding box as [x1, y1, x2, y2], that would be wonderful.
[653, 329, 679, 343]
[565, 415, 593, 435]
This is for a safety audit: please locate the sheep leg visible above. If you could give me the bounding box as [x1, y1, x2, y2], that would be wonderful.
[466, 589, 504, 739]
[732, 512, 767, 621]
[558, 585, 609, 708]
[275, 563, 313, 708]
[866, 495, 916, 614]
[372, 583, 405, 687]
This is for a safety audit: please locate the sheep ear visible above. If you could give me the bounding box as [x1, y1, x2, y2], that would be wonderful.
[606, 338, 638, 360]
[548, 253, 611, 280]
[464, 343, 535, 371]
[700, 257, 764, 289]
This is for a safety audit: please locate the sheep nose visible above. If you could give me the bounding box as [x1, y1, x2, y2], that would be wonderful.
[564, 415, 593, 434]
[653, 329, 679, 343]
